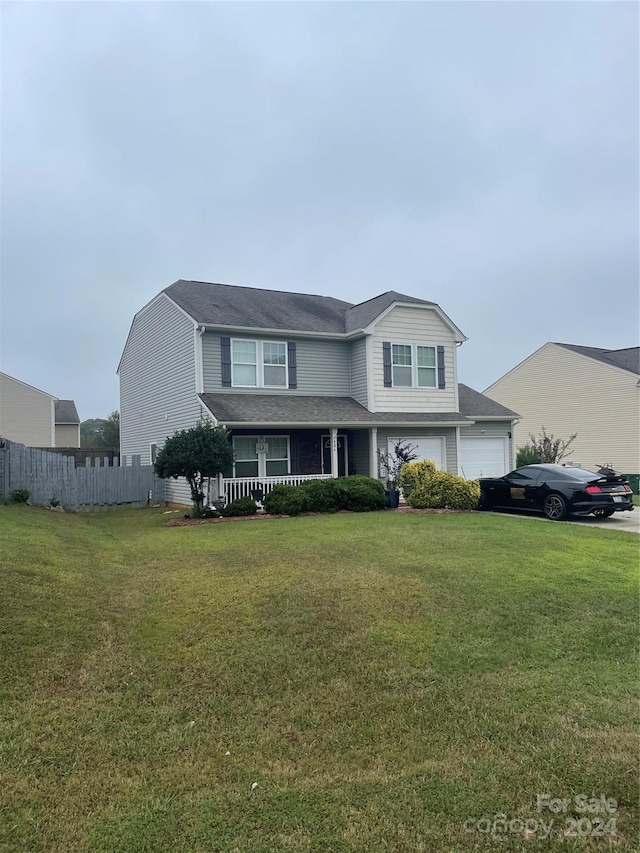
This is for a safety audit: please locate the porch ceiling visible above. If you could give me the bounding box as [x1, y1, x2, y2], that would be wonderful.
[199, 393, 471, 428]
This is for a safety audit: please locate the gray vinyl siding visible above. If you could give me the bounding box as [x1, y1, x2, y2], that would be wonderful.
[350, 429, 371, 476]
[349, 338, 368, 407]
[375, 427, 458, 475]
[0, 373, 54, 446]
[119, 294, 201, 505]
[460, 420, 513, 468]
[202, 333, 351, 395]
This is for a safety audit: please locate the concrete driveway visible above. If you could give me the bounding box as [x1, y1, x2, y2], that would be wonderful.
[569, 510, 639, 533]
[493, 509, 639, 533]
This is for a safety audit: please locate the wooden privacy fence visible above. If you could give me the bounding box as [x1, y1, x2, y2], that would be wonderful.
[0, 440, 164, 512]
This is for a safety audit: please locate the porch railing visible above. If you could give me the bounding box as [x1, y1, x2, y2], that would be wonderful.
[224, 474, 332, 504]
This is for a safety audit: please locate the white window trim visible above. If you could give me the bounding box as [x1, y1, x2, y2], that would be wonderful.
[231, 338, 288, 389]
[150, 442, 159, 465]
[391, 341, 439, 389]
[232, 434, 291, 478]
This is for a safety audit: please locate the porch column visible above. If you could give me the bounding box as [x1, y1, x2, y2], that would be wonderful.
[370, 427, 378, 479]
[330, 427, 339, 478]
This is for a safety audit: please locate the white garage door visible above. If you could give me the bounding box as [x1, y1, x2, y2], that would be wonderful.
[460, 437, 509, 479]
[388, 437, 444, 470]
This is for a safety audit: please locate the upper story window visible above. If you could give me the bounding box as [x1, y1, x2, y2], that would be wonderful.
[231, 339, 288, 388]
[390, 343, 438, 388]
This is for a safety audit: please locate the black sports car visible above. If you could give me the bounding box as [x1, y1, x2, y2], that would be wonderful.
[478, 464, 635, 521]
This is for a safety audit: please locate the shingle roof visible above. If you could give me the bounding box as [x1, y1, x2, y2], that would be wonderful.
[199, 393, 471, 426]
[458, 384, 519, 418]
[344, 291, 435, 333]
[554, 343, 639, 376]
[165, 280, 352, 333]
[54, 400, 80, 424]
[164, 280, 445, 335]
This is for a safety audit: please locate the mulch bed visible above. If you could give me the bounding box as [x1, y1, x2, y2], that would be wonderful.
[164, 507, 467, 526]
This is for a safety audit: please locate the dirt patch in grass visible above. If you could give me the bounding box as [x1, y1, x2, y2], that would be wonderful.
[166, 507, 467, 526]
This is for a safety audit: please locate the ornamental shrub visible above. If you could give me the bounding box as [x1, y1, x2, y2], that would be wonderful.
[263, 484, 307, 516]
[406, 469, 480, 510]
[298, 478, 346, 513]
[399, 460, 436, 494]
[10, 489, 30, 503]
[221, 496, 258, 517]
[339, 475, 387, 512]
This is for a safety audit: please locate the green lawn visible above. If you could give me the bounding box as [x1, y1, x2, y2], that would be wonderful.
[1, 506, 638, 852]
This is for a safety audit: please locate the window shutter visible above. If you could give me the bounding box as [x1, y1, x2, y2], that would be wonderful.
[287, 342, 297, 389]
[437, 345, 445, 389]
[383, 341, 392, 387]
[221, 337, 231, 387]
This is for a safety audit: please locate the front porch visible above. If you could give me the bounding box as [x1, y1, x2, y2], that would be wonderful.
[211, 427, 373, 505]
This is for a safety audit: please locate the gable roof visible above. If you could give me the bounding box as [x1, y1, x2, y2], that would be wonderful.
[554, 343, 639, 376]
[55, 400, 80, 424]
[458, 384, 519, 418]
[162, 279, 459, 337]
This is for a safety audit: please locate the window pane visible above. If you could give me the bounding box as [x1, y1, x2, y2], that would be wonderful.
[232, 364, 257, 386]
[264, 365, 286, 387]
[392, 344, 412, 366]
[263, 342, 286, 365]
[232, 340, 257, 362]
[266, 459, 288, 476]
[417, 367, 436, 387]
[267, 437, 288, 459]
[392, 365, 412, 387]
[235, 460, 259, 477]
[234, 437, 258, 460]
[417, 346, 436, 367]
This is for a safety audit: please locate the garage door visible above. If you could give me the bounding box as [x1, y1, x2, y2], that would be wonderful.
[388, 437, 444, 470]
[460, 437, 509, 479]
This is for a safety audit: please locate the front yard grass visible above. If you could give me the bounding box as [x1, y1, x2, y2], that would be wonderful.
[1, 506, 638, 852]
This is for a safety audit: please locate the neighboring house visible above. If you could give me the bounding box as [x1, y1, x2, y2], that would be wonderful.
[118, 280, 518, 504]
[0, 372, 81, 448]
[485, 343, 640, 475]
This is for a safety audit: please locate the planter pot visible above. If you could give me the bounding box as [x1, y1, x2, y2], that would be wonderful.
[385, 489, 400, 509]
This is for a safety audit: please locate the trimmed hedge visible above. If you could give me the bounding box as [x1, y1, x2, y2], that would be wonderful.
[262, 476, 387, 515]
[399, 460, 436, 494]
[339, 475, 387, 512]
[263, 484, 307, 516]
[221, 496, 258, 517]
[404, 467, 480, 510]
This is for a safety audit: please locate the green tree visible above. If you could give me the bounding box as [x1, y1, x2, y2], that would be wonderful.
[515, 443, 541, 468]
[528, 426, 577, 464]
[80, 411, 120, 450]
[153, 421, 234, 514]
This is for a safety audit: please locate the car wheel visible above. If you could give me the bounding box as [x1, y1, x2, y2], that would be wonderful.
[593, 508, 615, 518]
[543, 493, 568, 521]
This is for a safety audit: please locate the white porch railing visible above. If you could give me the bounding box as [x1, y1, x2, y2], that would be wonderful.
[224, 474, 332, 504]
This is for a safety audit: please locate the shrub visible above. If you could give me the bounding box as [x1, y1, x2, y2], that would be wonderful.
[263, 484, 307, 516]
[406, 470, 480, 510]
[298, 478, 346, 513]
[515, 443, 541, 467]
[221, 496, 258, 517]
[339, 475, 387, 512]
[399, 460, 436, 493]
[10, 489, 30, 503]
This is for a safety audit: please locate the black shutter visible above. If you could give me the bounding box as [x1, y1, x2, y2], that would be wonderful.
[437, 345, 445, 389]
[221, 337, 231, 387]
[383, 341, 392, 387]
[287, 342, 297, 389]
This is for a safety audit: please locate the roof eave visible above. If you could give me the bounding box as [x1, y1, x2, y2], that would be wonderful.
[360, 301, 468, 342]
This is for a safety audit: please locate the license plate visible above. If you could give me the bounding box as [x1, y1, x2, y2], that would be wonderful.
[613, 496, 624, 503]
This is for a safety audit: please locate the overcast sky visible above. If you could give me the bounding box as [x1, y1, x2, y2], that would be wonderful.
[1, 1, 638, 420]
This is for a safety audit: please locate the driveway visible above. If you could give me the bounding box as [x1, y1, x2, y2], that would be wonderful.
[493, 509, 639, 533]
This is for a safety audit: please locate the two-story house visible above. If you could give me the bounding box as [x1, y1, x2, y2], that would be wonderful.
[118, 280, 518, 505]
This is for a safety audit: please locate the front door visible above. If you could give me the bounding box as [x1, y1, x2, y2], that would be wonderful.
[321, 434, 347, 477]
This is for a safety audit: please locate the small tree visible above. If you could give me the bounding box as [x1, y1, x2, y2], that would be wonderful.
[528, 426, 577, 464]
[154, 420, 234, 514]
[515, 443, 541, 468]
[377, 439, 418, 490]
